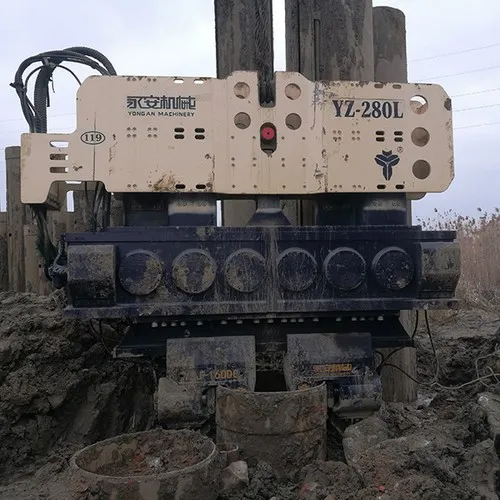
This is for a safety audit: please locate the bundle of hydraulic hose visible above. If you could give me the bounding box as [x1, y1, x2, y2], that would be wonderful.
[10, 47, 116, 280]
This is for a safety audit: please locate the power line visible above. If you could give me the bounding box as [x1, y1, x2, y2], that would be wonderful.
[455, 121, 500, 130]
[410, 42, 500, 63]
[452, 87, 500, 98]
[454, 102, 500, 113]
[421, 64, 500, 81]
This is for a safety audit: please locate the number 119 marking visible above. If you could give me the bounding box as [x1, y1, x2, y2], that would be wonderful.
[80, 131, 106, 145]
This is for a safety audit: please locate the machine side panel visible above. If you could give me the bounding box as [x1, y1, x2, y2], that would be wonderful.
[21, 72, 453, 203]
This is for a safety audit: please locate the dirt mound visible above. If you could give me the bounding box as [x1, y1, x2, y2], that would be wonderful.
[226, 309, 500, 500]
[228, 404, 499, 500]
[0, 291, 156, 480]
[1, 302, 500, 499]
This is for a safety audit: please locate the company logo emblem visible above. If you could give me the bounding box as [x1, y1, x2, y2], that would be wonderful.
[126, 95, 196, 118]
[375, 150, 400, 181]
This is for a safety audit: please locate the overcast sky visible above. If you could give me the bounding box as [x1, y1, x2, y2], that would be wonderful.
[1, 0, 499, 221]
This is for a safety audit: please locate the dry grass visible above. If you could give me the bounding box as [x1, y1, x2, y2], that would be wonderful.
[418, 208, 500, 310]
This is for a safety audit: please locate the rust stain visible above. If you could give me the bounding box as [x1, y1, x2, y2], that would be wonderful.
[206, 157, 215, 191]
[73, 165, 83, 171]
[321, 149, 328, 192]
[210, 154, 216, 187]
[108, 142, 118, 162]
[313, 165, 323, 179]
[313, 163, 325, 191]
[152, 173, 177, 192]
[311, 81, 325, 130]
[311, 82, 324, 106]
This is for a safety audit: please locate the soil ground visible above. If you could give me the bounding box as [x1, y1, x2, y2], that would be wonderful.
[90, 429, 210, 476]
[0, 292, 499, 499]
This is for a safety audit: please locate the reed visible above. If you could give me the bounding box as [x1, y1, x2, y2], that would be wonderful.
[419, 208, 500, 310]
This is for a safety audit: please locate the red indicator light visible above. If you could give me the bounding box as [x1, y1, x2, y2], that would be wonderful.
[261, 126, 275, 141]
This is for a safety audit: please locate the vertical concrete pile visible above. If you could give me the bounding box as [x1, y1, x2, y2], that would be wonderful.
[215, 0, 273, 227]
[372, 6, 418, 402]
[285, 0, 374, 225]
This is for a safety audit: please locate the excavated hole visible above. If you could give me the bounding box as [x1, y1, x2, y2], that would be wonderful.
[255, 371, 287, 392]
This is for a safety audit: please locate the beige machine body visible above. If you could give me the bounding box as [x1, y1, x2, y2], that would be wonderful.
[20, 71, 453, 204]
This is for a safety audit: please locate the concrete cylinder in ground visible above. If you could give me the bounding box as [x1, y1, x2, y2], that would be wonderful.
[70, 429, 221, 500]
[373, 6, 418, 403]
[216, 383, 327, 478]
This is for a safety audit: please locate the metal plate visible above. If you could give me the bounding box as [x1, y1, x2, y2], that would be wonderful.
[21, 72, 453, 203]
[166, 336, 256, 390]
[64, 225, 459, 318]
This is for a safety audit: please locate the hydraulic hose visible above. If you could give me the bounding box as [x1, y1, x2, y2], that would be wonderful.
[11, 47, 117, 279]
